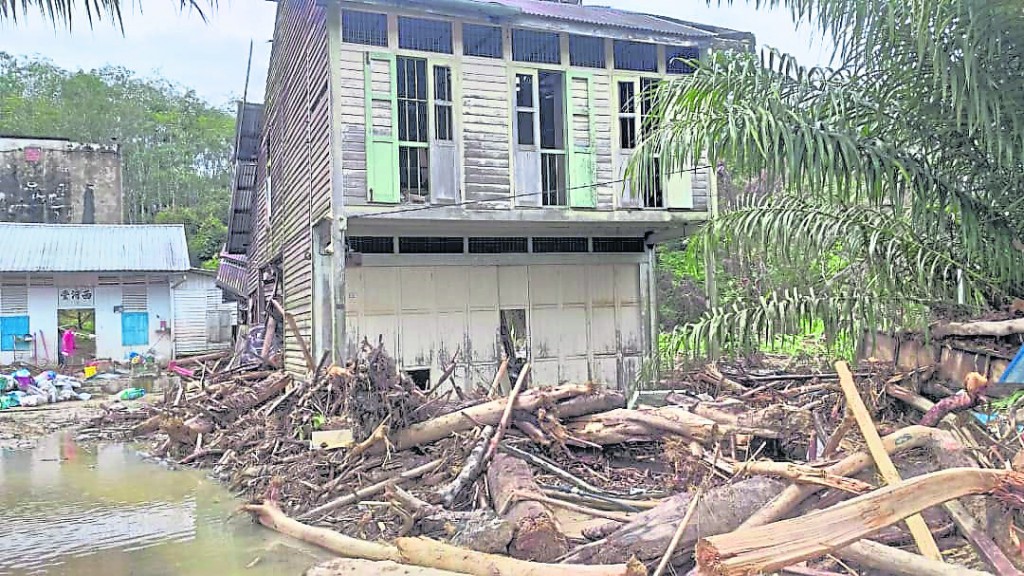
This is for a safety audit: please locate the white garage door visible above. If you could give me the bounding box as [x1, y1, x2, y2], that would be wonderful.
[345, 262, 643, 390]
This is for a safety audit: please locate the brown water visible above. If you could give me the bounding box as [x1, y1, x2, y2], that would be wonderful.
[0, 434, 330, 575]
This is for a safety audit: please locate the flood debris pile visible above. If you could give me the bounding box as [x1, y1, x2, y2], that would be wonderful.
[119, 340, 1024, 576]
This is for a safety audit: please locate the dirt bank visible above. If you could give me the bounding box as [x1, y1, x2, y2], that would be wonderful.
[0, 400, 107, 450]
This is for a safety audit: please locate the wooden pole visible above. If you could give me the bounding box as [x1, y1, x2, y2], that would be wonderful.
[834, 361, 942, 561]
[271, 299, 317, 374]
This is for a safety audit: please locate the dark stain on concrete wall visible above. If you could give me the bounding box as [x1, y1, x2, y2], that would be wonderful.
[0, 137, 122, 224]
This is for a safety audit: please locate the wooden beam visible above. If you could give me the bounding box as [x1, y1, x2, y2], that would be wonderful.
[835, 361, 943, 561]
[270, 299, 317, 374]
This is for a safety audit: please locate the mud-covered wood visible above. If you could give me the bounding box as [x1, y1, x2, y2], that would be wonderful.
[564, 477, 785, 565]
[487, 453, 569, 562]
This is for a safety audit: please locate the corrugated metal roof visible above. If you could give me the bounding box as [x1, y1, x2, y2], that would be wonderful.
[0, 223, 191, 272]
[467, 0, 719, 38]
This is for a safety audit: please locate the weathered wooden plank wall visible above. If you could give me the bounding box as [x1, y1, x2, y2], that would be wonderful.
[249, 0, 332, 375]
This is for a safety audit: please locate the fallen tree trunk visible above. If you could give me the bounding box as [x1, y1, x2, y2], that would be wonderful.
[388, 486, 514, 554]
[394, 537, 646, 576]
[245, 500, 644, 576]
[836, 540, 993, 576]
[566, 407, 782, 446]
[563, 477, 785, 565]
[553, 390, 627, 419]
[300, 459, 443, 520]
[696, 468, 1024, 576]
[305, 559, 469, 576]
[378, 384, 592, 452]
[487, 452, 569, 562]
[437, 426, 493, 508]
[932, 317, 1024, 338]
[219, 372, 292, 416]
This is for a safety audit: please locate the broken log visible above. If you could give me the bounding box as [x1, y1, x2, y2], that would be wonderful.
[300, 459, 443, 520]
[438, 426, 494, 508]
[741, 425, 959, 528]
[553, 390, 627, 418]
[305, 559, 469, 576]
[487, 452, 569, 562]
[735, 461, 873, 494]
[388, 486, 514, 554]
[485, 364, 531, 462]
[246, 500, 642, 576]
[835, 539, 993, 576]
[566, 406, 780, 446]
[219, 372, 292, 415]
[835, 360, 941, 560]
[378, 383, 592, 452]
[394, 537, 646, 576]
[920, 372, 989, 426]
[932, 317, 1024, 338]
[562, 477, 785, 565]
[243, 500, 401, 562]
[695, 467, 1024, 576]
[270, 299, 317, 374]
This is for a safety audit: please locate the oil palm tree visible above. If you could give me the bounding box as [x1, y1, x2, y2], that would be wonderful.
[639, 0, 1024, 354]
[0, 0, 212, 30]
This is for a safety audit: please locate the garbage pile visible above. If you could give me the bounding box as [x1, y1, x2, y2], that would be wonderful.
[0, 369, 91, 410]
[111, 337, 1024, 576]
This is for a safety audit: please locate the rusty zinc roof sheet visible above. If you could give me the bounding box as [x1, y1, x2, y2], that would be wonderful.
[0, 223, 191, 272]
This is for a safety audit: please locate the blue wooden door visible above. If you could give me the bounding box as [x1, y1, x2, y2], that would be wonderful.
[121, 312, 149, 346]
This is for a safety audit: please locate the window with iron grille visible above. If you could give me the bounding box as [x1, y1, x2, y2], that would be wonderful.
[532, 237, 589, 253]
[515, 74, 536, 146]
[666, 45, 700, 74]
[469, 237, 528, 254]
[614, 40, 657, 72]
[569, 35, 605, 68]
[398, 237, 465, 254]
[347, 236, 395, 254]
[617, 81, 637, 150]
[398, 57, 430, 200]
[539, 70, 567, 206]
[342, 10, 388, 47]
[434, 66, 453, 141]
[512, 29, 561, 64]
[398, 16, 453, 54]
[592, 237, 646, 253]
[463, 23, 503, 58]
[640, 77, 661, 140]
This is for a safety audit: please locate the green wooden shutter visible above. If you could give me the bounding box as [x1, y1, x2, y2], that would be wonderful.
[364, 52, 400, 204]
[665, 164, 694, 209]
[566, 73, 596, 208]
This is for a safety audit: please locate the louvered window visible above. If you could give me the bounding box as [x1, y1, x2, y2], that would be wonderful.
[0, 283, 28, 315]
[122, 285, 148, 312]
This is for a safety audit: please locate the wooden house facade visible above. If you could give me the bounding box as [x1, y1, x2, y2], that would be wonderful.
[225, 0, 753, 390]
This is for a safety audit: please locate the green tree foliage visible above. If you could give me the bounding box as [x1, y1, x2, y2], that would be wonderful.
[641, 0, 1024, 356]
[0, 52, 234, 266]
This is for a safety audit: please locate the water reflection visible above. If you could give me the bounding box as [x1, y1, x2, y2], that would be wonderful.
[0, 433, 327, 575]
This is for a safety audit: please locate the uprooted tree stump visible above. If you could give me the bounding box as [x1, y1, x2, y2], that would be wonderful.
[487, 452, 569, 562]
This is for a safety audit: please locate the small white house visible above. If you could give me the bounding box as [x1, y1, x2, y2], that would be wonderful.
[0, 223, 204, 366]
[172, 269, 237, 357]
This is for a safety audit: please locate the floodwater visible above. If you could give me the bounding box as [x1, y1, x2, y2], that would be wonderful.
[0, 433, 330, 576]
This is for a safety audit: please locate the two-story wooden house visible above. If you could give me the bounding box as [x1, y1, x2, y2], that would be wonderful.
[225, 0, 753, 391]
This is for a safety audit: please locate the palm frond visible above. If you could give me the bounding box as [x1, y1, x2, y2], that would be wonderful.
[0, 0, 215, 31]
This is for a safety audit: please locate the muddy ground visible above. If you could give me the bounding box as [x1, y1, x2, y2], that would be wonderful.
[0, 400, 108, 450]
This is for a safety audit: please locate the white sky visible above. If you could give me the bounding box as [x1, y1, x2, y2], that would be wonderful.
[0, 0, 832, 108]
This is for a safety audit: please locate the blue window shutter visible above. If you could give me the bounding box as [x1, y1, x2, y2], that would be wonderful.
[0, 316, 30, 351]
[121, 312, 149, 346]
